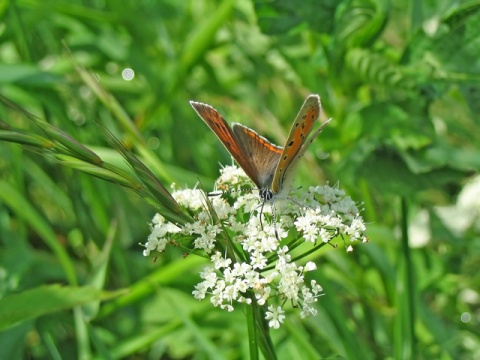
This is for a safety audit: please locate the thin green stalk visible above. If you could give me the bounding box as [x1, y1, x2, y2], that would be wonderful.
[74, 307, 91, 360]
[251, 298, 277, 360]
[245, 291, 279, 360]
[399, 197, 416, 358]
[246, 300, 259, 360]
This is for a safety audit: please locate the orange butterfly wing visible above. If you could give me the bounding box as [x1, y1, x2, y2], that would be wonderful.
[271, 95, 321, 194]
[190, 101, 264, 188]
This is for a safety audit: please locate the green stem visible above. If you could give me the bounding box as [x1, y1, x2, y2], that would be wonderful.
[246, 300, 259, 360]
[400, 197, 416, 358]
[247, 294, 277, 360]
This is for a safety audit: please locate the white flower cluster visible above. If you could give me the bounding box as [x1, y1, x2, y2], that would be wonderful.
[143, 165, 367, 328]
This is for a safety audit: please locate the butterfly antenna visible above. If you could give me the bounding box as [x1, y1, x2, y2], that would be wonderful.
[207, 187, 254, 197]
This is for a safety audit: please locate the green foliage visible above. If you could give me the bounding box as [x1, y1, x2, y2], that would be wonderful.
[1, 0, 479, 359]
[0, 285, 126, 332]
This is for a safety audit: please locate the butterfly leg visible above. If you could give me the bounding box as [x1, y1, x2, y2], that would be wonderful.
[256, 200, 279, 240]
[258, 189, 280, 240]
[258, 200, 266, 231]
[270, 200, 280, 240]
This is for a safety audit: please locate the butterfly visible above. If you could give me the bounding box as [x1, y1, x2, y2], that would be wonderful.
[190, 94, 330, 202]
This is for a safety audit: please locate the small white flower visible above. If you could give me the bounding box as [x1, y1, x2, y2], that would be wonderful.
[250, 250, 268, 269]
[152, 213, 165, 225]
[216, 165, 251, 187]
[192, 283, 207, 300]
[223, 284, 238, 302]
[265, 305, 285, 329]
[211, 197, 234, 219]
[194, 234, 216, 252]
[318, 227, 331, 243]
[311, 280, 323, 294]
[211, 252, 232, 270]
[332, 197, 359, 214]
[173, 188, 204, 210]
[304, 261, 317, 272]
[301, 304, 318, 318]
[223, 304, 234, 312]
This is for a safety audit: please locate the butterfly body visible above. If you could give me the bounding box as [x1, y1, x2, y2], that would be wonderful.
[190, 95, 329, 200]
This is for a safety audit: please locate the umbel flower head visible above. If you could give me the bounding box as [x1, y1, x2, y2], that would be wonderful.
[143, 165, 367, 328]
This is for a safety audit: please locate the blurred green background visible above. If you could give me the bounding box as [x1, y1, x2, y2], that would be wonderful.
[1, 0, 479, 359]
